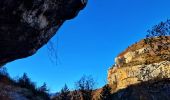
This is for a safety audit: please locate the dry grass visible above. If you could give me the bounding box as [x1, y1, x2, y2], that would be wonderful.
[118, 36, 170, 58]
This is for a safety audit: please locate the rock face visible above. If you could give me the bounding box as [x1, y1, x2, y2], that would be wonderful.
[0, 0, 87, 65]
[108, 36, 170, 92]
[111, 79, 170, 100]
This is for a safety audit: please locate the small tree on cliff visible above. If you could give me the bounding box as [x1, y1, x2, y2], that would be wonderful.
[144, 19, 170, 78]
[100, 84, 112, 100]
[146, 19, 170, 57]
[146, 19, 170, 38]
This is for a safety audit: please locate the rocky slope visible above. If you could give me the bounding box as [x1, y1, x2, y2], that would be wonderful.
[107, 36, 170, 99]
[0, 83, 43, 100]
[0, 0, 87, 66]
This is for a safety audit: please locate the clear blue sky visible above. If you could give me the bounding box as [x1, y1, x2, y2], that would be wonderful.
[5, 0, 170, 92]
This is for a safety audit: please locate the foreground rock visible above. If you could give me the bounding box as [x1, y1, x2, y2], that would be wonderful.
[0, 0, 87, 65]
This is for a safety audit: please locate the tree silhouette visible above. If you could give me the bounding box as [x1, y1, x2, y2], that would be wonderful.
[0, 67, 8, 76]
[0, 67, 14, 85]
[18, 73, 36, 92]
[39, 83, 49, 93]
[145, 19, 170, 57]
[75, 75, 95, 100]
[18, 73, 50, 99]
[146, 19, 170, 38]
[37, 83, 50, 100]
[58, 84, 71, 100]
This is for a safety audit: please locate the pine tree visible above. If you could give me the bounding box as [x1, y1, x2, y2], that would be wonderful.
[18, 73, 36, 91]
[38, 83, 50, 100]
[59, 84, 70, 100]
[39, 83, 49, 93]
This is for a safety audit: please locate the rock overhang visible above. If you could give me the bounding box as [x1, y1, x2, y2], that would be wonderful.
[0, 0, 87, 66]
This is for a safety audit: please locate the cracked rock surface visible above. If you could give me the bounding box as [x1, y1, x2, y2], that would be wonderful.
[0, 0, 87, 65]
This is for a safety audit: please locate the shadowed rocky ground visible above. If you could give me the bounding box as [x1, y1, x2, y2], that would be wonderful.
[111, 78, 170, 100]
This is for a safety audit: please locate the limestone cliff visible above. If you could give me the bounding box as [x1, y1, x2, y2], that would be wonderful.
[52, 36, 170, 100]
[0, 0, 87, 66]
[108, 36, 170, 92]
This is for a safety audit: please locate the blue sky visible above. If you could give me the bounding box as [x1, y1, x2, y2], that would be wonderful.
[5, 0, 170, 92]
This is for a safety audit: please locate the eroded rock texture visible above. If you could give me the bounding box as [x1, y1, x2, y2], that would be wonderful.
[108, 36, 170, 92]
[0, 0, 87, 65]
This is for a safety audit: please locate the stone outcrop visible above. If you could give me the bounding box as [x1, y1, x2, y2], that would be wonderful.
[0, 0, 87, 66]
[108, 36, 170, 92]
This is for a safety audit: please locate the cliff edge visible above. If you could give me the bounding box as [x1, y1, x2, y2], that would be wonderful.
[107, 36, 170, 99]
